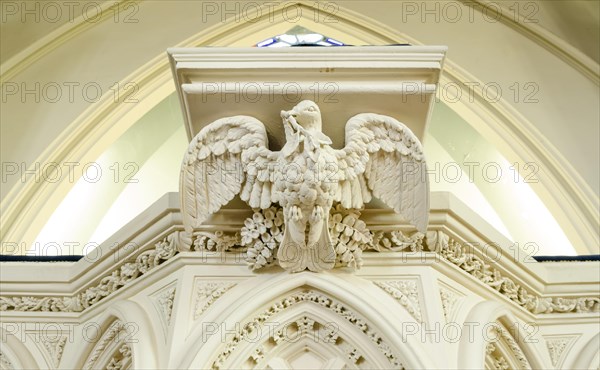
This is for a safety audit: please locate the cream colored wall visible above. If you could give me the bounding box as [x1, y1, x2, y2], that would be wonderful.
[1, 0, 598, 254]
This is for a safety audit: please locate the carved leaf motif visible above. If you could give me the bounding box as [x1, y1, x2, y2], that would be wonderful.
[212, 290, 404, 370]
[426, 230, 600, 315]
[545, 336, 578, 367]
[84, 321, 131, 370]
[439, 287, 459, 323]
[155, 287, 176, 326]
[40, 335, 67, 368]
[242, 205, 372, 270]
[193, 282, 236, 320]
[375, 280, 422, 322]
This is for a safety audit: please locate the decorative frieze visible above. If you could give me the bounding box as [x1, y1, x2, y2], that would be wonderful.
[0, 228, 597, 318]
[0, 231, 184, 313]
[426, 230, 600, 315]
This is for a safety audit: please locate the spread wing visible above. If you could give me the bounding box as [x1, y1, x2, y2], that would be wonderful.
[181, 116, 275, 233]
[334, 113, 429, 232]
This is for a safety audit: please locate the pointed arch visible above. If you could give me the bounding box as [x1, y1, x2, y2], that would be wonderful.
[0, 327, 41, 369]
[179, 272, 436, 369]
[60, 300, 160, 370]
[458, 301, 548, 369]
[568, 333, 600, 370]
[3, 0, 596, 256]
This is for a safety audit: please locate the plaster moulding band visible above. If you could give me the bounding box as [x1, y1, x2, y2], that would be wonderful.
[1, 201, 598, 317]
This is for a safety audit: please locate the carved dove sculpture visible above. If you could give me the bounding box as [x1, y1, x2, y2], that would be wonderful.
[181, 100, 429, 272]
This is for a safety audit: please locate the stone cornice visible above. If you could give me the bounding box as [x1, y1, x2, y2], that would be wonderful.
[1, 193, 598, 316]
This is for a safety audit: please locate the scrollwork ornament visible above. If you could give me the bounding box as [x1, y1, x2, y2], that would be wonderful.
[426, 230, 600, 315]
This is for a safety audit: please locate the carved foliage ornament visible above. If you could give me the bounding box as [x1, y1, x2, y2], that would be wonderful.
[484, 323, 531, 370]
[0, 231, 184, 313]
[180, 100, 429, 273]
[83, 320, 133, 370]
[212, 290, 404, 370]
[1, 229, 598, 316]
[426, 230, 600, 315]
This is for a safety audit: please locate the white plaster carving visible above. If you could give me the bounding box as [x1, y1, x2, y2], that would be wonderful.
[486, 322, 531, 370]
[83, 320, 132, 370]
[484, 323, 531, 370]
[192, 231, 241, 252]
[544, 335, 579, 367]
[426, 230, 600, 315]
[370, 230, 424, 252]
[193, 281, 236, 320]
[212, 290, 403, 370]
[246, 314, 369, 369]
[241, 205, 372, 270]
[0, 352, 14, 370]
[0, 231, 184, 313]
[375, 280, 423, 322]
[106, 344, 132, 370]
[546, 339, 568, 367]
[37, 334, 67, 368]
[439, 285, 462, 323]
[180, 100, 429, 272]
[155, 286, 176, 326]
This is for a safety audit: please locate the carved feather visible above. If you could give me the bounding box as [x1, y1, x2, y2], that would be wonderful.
[180, 116, 273, 233]
[336, 113, 429, 232]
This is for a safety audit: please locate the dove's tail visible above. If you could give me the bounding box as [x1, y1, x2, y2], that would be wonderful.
[277, 217, 335, 273]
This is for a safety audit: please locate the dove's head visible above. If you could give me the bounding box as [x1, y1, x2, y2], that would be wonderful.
[285, 100, 322, 132]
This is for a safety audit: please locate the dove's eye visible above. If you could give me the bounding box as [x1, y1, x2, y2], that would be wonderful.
[307, 106, 316, 112]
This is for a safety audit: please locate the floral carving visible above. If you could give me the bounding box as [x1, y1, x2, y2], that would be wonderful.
[0, 296, 81, 312]
[106, 344, 132, 370]
[545, 336, 577, 367]
[439, 287, 460, 322]
[426, 230, 600, 315]
[483, 323, 531, 370]
[330, 205, 372, 269]
[0, 231, 183, 313]
[156, 287, 176, 326]
[192, 231, 241, 252]
[193, 282, 236, 319]
[242, 207, 284, 270]
[240, 205, 373, 270]
[41, 335, 67, 368]
[84, 320, 132, 370]
[212, 290, 404, 370]
[370, 230, 424, 252]
[375, 280, 422, 322]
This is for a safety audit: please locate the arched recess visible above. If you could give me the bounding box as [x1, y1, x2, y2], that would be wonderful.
[568, 333, 600, 370]
[458, 301, 548, 370]
[179, 272, 436, 369]
[0, 327, 41, 369]
[2, 0, 596, 254]
[61, 300, 160, 370]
